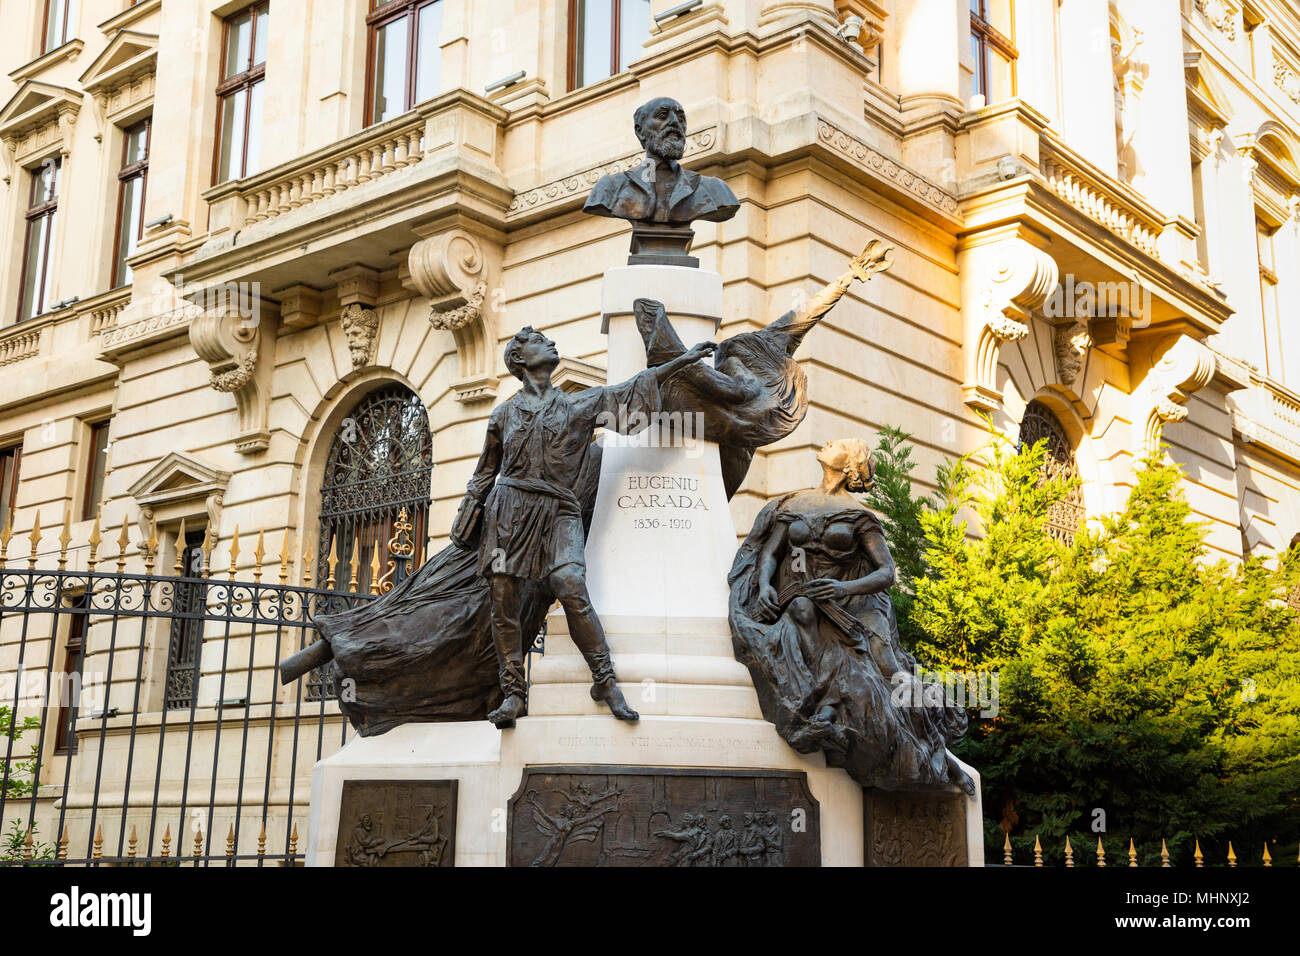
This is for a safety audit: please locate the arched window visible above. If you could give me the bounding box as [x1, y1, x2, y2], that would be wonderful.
[1019, 400, 1084, 546]
[317, 384, 432, 594]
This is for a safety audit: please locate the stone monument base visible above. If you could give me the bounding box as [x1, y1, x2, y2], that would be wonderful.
[306, 614, 985, 867]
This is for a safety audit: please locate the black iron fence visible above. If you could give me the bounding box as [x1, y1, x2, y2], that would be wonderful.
[0, 544, 372, 867]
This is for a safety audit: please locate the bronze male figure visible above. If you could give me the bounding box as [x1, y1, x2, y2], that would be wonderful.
[452, 326, 715, 727]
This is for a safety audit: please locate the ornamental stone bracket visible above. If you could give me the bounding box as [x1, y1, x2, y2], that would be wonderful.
[188, 294, 281, 455]
[1132, 334, 1215, 450]
[958, 234, 1059, 412]
[330, 264, 381, 372]
[406, 226, 501, 404]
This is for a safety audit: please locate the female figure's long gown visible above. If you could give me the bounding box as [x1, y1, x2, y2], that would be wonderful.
[728, 492, 972, 792]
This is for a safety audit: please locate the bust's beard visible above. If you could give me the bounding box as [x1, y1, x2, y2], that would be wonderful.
[644, 127, 686, 161]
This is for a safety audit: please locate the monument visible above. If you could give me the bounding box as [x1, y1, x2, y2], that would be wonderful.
[286, 97, 983, 866]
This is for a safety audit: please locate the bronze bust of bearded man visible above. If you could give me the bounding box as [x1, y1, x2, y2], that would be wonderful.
[453, 326, 716, 727]
[584, 97, 738, 265]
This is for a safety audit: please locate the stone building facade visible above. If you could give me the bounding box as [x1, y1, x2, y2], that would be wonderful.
[1, 0, 1298, 859]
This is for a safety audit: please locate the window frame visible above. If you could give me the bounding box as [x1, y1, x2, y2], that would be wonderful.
[0, 444, 21, 526]
[41, 0, 77, 54]
[567, 0, 650, 92]
[212, 2, 270, 185]
[17, 158, 61, 323]
[81, 421, 111, 522]
[363, 0, 445, 126]
[970, 0, 1018, 103]
[53, 592, 89, 755]
[111, 119, 151, 290]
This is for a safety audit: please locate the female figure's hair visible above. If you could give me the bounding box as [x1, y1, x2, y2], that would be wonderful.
[836, 437, 876, 492]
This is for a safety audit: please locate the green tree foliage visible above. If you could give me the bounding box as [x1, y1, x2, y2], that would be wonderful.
[868, 426, 1300, 865]
[0, 706, 50, 862]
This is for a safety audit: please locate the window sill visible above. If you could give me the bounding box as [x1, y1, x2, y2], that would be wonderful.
[7, 40, 85, 84]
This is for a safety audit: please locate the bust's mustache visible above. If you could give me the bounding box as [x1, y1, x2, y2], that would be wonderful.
[645, 126, 686, 160]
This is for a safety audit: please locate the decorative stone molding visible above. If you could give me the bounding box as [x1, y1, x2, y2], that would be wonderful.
[339, 303, 380, 370]
[1193, 0, 1238, 41]
[552, 358, 607, 393]
[79, 31, 157, 135]
[408, 228, 499, 403]
[960, 237, 1059, 411]
[1274, 51, 1300, 105]
[1138, 334, 1215, 449]
[1054, 322, 1092, 388]
[128, 451, 231, 549]
[276, 284, 323, 330]
[507, 127, 719, 222]
[817, 119, 961, 220]
[188, 296, 279, 455]
[0, 81, 82, 167]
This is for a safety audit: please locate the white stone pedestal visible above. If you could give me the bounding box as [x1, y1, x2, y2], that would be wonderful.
[584, 264, 736, 620]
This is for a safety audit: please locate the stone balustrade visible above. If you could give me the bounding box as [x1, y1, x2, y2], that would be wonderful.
[1039, 133, 1163, 259]
[204, 112, 427, 232]
[0, 325, 42, 366]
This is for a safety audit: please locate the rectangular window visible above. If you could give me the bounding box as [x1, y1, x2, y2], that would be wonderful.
[112, 120, 150, 288]
[54, 593, 88, 754]
[214, 2, 269, 184]
[82, 421, 110, 521]
[568, 0, 651, 91]
[366, 0, 444, 125]
[165, 527, 208, 711]
[42, 0, 78, 53]
[18, 159, 60, 322]
[1258, 217, 1279, 373]
[970, 0, 1017, 104]
[0, 444, 21, 524]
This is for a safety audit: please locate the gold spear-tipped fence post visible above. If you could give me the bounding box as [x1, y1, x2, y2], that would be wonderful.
[1033, 835, 1042, 866]
[87, 510, 102, 571]
[1227, 842, 1236, 867]
[302, 540, 314, 588]
[278, 532, 290, 586]
[21, 826, 33, 861]
[173, 520, 187, 576]
[27, 509, 42, 569]
[258, 823, 267, 860]
[57, 825, 69, 861]
[193, 822, 203, 866]
[1064, 835, 1074, 867]
[0, 508, 13, 569]
[143, 517, 159, 574]
[201, 526, 215, 579]
[368, 540, 381, 595]
[1129, 838, 1137, 867]
[92, 823, 103, 861]
[226, 823, 236, 862]
[1096, 837, 1106, 867]
[1194, 839, 1203, 867]
[115, 514, 130, 573]
[325, 538, 338, 590]
[57, 511, 72, 571]
[289, 822, 299, 859]
[128, 825, 138, 862]
[1002, 832, 1012, 865]
[253, 529, 265, 583]
[1262, 844, 1272, 867]
[228, 525, 241, 580]
[161, 824, 172, 861]
[1161, 839, 1170, 867]
[348, 537, 361, 592]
